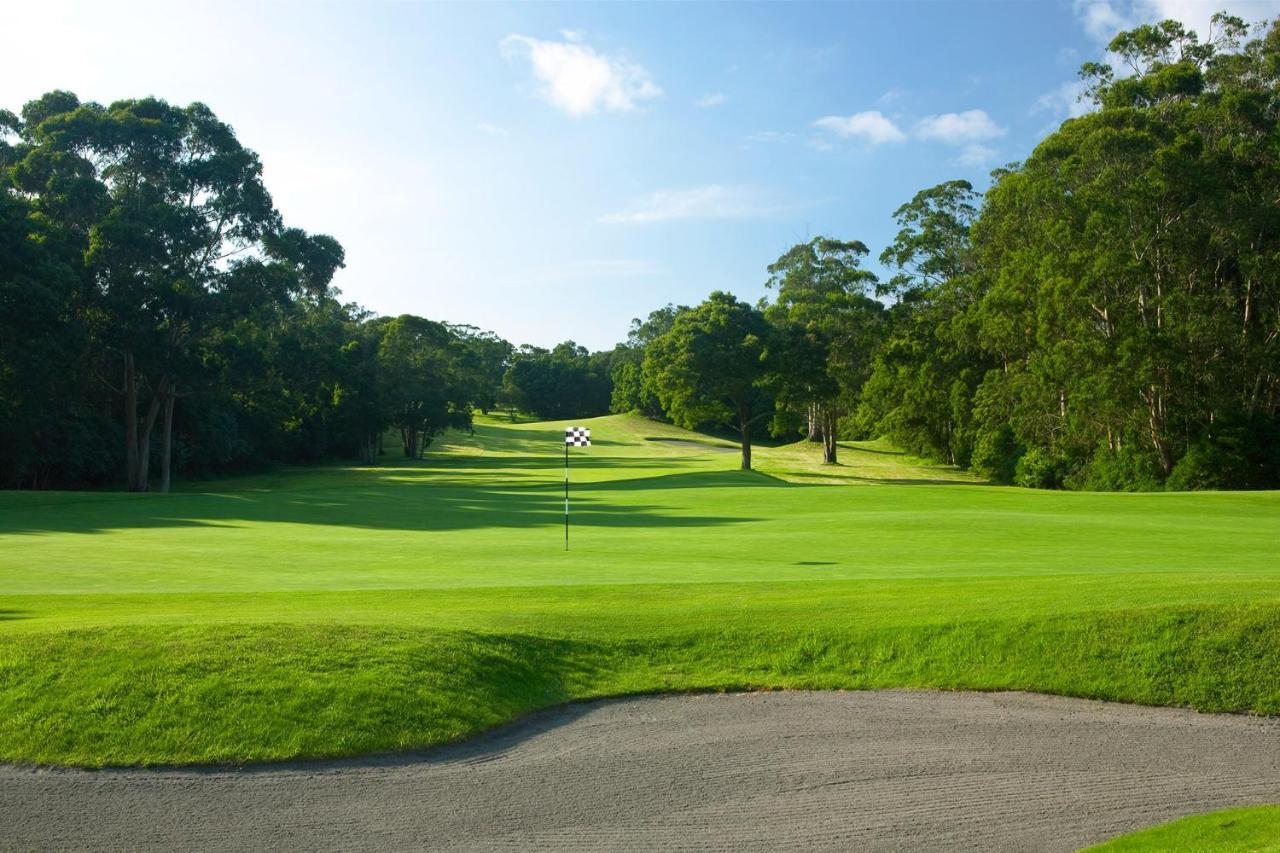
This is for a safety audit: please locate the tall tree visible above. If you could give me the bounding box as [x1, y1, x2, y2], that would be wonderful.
[12, 94, 279, 490]
[765, 238, 884, 463]
[645, 292, 772, 470]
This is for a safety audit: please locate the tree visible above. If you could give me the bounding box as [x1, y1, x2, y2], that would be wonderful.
[860, 180, 987, 467]
[765, 238, 884, 463]
[645, 292, 772, 470]
[378, 316, 473, 458]
[503, 342, 611, 420]
[609, 304, 686, 416]
[11, 93, 280, 490]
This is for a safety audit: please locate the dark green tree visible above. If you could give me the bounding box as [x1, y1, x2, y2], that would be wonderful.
[645, 292, 772, 470]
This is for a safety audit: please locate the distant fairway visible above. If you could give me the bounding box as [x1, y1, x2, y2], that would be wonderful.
[1, 414, 1279, 766]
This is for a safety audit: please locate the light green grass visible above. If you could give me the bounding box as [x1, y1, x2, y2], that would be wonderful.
[2, 413, 1279, 766]
[1086, 805, 1280, 851]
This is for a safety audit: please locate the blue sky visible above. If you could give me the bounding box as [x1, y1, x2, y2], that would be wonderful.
[5, 0, 1279, 349]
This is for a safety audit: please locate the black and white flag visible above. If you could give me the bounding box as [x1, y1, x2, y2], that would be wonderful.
[565, 426, 591, 447]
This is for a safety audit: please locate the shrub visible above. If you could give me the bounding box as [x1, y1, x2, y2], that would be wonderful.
[1064, 444, 1162, 492]
[971, 424, 1021, 484]
[1014, 448, 1070, 489]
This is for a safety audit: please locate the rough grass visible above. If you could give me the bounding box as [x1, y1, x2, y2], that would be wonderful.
[1086, 805, 1280, 851]
[1, 413, 1278, 766]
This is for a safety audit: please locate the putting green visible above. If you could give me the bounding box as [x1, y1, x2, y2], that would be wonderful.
[1, 414, 1278, 766]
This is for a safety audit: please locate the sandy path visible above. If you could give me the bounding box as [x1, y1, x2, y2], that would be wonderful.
[3, 690, 1279, 851]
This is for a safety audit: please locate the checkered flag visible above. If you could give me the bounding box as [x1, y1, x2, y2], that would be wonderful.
[565, 426, 591, 447]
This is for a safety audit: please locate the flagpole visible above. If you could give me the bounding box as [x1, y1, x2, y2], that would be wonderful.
[564, 441, 569, 551]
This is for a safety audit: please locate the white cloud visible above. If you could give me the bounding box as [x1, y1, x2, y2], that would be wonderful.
[957, 144, 998, 167]
[1073, 0, 1280, 44]
[560, 29, 586, 43]
[500, 33, 662, 116]
[476, 122, 510, 136]
[914, 109, 1006, 144]
[1033, 80, 1096, 119]
[744, 129, 796, 143]
[813, 110, 907, 144]
[599, 185, 780, 224]
[695, 92, 726, 108]
[1076, 0, 1132, 41]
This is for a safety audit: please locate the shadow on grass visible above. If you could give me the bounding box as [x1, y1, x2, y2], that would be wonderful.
[780, 469, 985, 487]
[0, 468, 769, 536]
[0, 610, 30, 621]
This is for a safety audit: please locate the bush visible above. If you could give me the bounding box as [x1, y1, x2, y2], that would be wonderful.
[971, 424, 1021, 484]
[1064, 444, 1162, 492]
[1014, 448, 1070, 489]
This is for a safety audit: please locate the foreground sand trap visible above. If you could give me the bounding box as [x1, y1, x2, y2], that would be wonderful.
[3, 690, 1279, 851]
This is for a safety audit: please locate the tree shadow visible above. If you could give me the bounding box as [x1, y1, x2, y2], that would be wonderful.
[779, 470, 985, 487]
[0, 609, 30, 621]
[0, 469, 765, 536]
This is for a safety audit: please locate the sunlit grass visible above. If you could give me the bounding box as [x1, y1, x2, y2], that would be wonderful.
[1085, 805, 1280, 851]
[1, 413, 1278, 765]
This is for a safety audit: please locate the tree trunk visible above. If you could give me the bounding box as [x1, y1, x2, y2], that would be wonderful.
[822, 407, 838, 465]
[160, 388, 175, 493]
[806, 403, 820, 442]
[124, 354, 139, 490]
[740, 416, 752, 471]
[134, 382, 166, 492]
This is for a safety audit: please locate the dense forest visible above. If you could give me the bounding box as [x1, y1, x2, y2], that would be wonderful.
[2, 14, 1277, 491]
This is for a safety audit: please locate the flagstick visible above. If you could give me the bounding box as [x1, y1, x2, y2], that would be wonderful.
[563, 438, 568, 550]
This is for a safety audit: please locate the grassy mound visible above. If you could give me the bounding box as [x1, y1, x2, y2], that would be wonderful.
[1, 604, 1278, 766]
[1, 413, 1278, 766]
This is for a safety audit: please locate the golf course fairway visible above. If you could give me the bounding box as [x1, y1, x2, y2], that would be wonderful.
[1, 413, 1279, 767]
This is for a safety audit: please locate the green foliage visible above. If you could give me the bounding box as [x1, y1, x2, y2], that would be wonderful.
[971, 425, 1021, 484]
[645, 292, 772, 469]
[1013, 448, 1070, 490]
[1064, 445, 1164, 493]
[502, 341, 612, 421]
[765, 237, 884, 463]
[0, 91, 517, 489]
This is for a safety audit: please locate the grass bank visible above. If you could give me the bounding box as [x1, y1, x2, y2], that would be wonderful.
[1, 414, 1278, 765]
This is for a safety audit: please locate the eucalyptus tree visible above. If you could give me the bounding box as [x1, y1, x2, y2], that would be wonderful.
[765, 238, 883, 464]
[860, 181, 986, 466]
[10, 93, 279, 490]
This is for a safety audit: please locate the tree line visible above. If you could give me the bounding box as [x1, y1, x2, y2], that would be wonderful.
[3, 14, 1277, 492]
[0, 91, 587, 490]
[613, 14, 1280, 489]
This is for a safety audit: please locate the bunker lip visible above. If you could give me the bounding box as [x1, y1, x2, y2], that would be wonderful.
[3, 690, 1279, 850]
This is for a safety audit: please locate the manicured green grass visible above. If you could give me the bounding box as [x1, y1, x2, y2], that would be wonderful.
[2, 413, 1279, 765]
[1086, 805, 1280, 851]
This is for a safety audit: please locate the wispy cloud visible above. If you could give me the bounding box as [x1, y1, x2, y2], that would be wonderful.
[500, 33, 662, 116]
[957, 144, 998, 167]
[813, 110, 906, 144]
[1072, 0, 1280, 45]
[1033, 80, 1095, 119]
[694, 92, 726, 108]
[477, 122, 510, 136]
[599, 185, 784, 224]
[744, 130, 796, 144]
[914, 109, 1006, 144]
